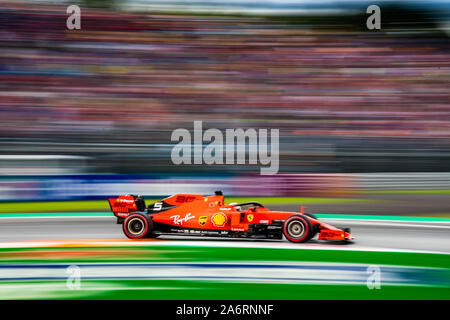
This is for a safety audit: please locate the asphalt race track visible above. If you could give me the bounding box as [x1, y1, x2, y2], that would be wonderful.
[0, 216, 449, 253]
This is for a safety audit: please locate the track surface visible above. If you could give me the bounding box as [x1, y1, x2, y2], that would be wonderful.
[0, 217, 449, 253]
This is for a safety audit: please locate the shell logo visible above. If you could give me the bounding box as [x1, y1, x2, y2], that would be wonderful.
[211, 213, 227, 227]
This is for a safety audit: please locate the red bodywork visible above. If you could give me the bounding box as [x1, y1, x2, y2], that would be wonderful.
[108, 193, 353, 242]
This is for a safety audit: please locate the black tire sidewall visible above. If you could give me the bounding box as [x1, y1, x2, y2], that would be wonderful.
[304, 212, 318, 220]
[123, 212, 153, 239]
[283, 215, 313, 243]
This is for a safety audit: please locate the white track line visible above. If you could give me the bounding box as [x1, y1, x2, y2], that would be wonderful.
[0, 239, 448, 255]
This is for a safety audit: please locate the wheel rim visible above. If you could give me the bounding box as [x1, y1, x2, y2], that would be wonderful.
[287, 220, 305, 239]
[127, 217, 145, 236]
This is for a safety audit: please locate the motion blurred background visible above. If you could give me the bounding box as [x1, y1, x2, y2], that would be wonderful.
[0, 0, 449, 216]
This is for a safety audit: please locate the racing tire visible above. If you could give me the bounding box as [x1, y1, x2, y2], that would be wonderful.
[283, 215, 314, 243]
[123, 212, 153, 239]
[304, 213, 319, 239]
[304, 212, 318, 220]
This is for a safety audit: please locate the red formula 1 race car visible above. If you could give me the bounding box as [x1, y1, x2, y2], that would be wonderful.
[108, 191, 353, 243]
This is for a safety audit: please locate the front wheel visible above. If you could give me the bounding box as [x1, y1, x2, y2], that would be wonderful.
[304, 212, 318, 220]
[283, 215, 313, 243]
[123, 212, 153, 239]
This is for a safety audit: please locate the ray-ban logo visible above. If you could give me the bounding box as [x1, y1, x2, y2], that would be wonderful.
[170, 213, 195, 225]
[171, 121, 279, 175]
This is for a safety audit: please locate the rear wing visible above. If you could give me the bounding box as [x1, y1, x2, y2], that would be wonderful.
[108, 195, 146, 217]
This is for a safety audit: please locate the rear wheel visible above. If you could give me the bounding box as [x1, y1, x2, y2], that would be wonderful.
[123, 213, 153, 239]
[283, 215, 313, 243]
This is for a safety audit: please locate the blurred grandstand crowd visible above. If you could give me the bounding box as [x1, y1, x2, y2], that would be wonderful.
[0, 1, 449, 175]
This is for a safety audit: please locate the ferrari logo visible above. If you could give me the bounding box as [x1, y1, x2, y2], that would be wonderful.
[199, 216, 207, 226]
[247, 214, 254, 222]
